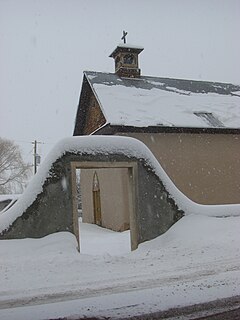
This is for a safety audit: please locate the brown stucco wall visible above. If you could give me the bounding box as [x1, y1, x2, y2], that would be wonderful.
[81, 168, 130, 231]
[117, 132, 240, 205]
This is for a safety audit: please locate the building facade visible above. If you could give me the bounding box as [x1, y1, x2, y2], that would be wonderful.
[74, 44, 240, 230]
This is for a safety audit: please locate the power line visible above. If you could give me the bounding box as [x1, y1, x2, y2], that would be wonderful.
[13, 139, 56, 145]
[12, 140, 32, 144]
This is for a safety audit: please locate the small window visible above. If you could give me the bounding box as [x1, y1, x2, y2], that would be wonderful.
[123, 54, 135, 65]
[194, 112, 224, 127]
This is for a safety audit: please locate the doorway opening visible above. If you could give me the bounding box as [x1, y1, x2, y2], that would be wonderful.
[71, 162, 138, 254]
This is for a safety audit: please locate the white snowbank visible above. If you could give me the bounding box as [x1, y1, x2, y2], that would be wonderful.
[79, 221, 131, 255]
[0, 215, 240, 319]
[0, 136, 239, 234]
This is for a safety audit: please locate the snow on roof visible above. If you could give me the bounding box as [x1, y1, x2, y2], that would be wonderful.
[109, 44, 144, 57]
[85, 71, 240, 129]
[116, 43, 144, 50]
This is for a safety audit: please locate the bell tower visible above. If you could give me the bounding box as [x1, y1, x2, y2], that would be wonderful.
[109, 31, 144, 78]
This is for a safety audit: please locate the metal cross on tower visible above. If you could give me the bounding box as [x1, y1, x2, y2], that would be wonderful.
[121, 30, 128, 44]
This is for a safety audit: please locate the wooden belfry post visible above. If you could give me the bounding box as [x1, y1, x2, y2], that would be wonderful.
[92, 171, 102, 226]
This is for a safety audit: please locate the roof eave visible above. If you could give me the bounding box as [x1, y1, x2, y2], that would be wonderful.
[109, 45, 144, 58]
[93, 124, 240, 135]
[73, 74, 89, 136]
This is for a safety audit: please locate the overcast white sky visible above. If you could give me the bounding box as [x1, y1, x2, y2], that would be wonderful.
[0, 0, 240, 166]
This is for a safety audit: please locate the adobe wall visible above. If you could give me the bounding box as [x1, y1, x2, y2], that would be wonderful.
[0, 157, 75, 240]
[118, 132, 240, 204]
[0, 146, 183, 250]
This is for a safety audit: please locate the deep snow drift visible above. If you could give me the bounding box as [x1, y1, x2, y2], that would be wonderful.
[0, 214, 239, 319]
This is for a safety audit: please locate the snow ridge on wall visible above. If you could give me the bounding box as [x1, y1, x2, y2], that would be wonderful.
[0, 136, 239, 234]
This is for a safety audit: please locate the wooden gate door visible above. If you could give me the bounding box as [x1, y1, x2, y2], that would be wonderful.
[92, 171, 102, 226]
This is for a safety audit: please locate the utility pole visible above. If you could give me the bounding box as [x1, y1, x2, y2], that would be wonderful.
[33, 140, 37, 174]
[32, 140, 41, 174]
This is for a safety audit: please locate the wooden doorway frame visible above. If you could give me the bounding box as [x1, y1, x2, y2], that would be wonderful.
[71, 161, 138, 252]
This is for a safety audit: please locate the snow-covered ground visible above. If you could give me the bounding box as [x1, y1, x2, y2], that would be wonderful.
[0, 214, 240, 319]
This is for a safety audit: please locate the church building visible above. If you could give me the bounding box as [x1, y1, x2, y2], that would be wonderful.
[73, 41, 240, 231]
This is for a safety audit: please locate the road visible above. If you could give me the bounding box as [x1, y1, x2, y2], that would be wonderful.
[51, 296, 240, 320]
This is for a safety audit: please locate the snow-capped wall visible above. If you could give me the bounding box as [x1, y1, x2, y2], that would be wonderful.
[0, 136, 239, 248]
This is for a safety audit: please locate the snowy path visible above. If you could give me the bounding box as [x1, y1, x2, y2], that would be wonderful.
[79, 220, 131, 255]
[0, 215, 240, 319]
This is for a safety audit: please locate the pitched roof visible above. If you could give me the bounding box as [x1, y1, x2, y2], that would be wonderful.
[84, 71, 240, 130]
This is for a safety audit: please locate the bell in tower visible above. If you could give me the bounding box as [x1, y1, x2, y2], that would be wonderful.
[109, 31, 144, 78]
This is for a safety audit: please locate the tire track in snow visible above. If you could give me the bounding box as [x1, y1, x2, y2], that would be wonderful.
[0, 259, 239, 310]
